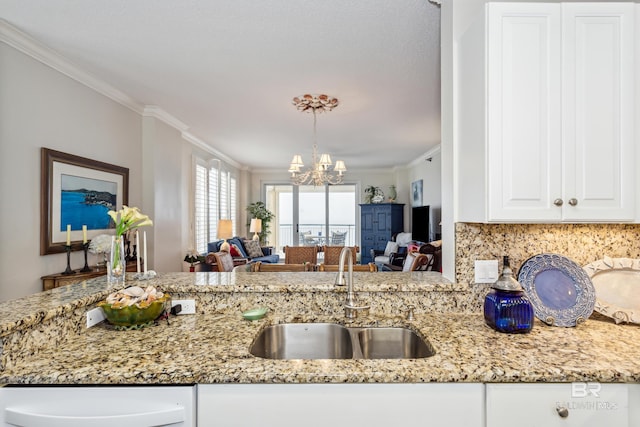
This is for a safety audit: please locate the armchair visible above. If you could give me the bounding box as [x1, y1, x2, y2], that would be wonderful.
[381, 252, 432, 272]
[380, 241, 442, 272]
[371, 240, 406, 267]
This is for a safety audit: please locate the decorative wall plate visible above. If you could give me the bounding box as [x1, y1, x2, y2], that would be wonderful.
[582, 257, 640, 324]
[517, 253, 595, 327]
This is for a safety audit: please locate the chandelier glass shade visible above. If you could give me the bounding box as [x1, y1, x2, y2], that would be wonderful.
[288, 94, 346, 186]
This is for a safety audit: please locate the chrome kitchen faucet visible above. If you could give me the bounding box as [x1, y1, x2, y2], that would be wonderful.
[335, 247, 370, 319]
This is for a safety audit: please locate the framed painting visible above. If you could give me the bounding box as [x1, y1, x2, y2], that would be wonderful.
[40, 148, 129, 255]
[411, 179, 423, 207]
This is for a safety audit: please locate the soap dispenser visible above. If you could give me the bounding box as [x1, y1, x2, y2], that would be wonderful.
[484, 256, 534, 334]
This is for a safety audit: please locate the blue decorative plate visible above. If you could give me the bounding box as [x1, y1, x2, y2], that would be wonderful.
[517, 253, 595, 327]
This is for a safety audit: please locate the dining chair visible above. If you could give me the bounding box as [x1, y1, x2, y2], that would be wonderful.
[322, 245, 359, 265]
[284, 245, 318, 265]
[317, 262, 377, 272]
[330, 231, 347, 245]
[252, 262, 314, 272]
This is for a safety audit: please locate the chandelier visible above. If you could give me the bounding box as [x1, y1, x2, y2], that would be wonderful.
[288, 94, 346, 186]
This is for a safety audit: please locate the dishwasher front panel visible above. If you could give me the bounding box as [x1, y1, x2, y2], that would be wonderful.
[0, 385, 196, 427]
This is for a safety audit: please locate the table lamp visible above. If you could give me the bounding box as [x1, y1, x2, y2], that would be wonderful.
[249, 218, 262, 242]
[217, 219, 233, 252]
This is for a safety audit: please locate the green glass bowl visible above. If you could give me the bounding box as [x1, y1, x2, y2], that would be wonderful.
[99, 294, 171, 327]
[242, 307, 268, 321]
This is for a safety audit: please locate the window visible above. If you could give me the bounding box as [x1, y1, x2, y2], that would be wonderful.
[194, 158, 237, 253]
[265, 184, 357, 252]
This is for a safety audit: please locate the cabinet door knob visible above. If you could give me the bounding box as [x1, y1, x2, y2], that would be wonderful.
[556, 406, 569, 418]
[568, 198, 578, 206]
[553, 198, 563, 206]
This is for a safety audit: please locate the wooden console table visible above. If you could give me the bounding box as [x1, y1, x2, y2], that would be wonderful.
[41, 262, 140, 291]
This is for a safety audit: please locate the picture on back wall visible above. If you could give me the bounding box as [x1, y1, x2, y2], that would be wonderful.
[411, 179, 423, 207]
[61, 174, 117, 231]
[41, 148, 129, 255]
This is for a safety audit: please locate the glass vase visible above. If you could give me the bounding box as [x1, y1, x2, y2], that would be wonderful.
[108, 235, 126, 288]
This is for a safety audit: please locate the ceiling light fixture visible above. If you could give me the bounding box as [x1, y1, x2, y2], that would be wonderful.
[288, 94, 346, 186]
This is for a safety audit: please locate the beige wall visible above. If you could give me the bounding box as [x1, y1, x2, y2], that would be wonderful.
[0, 42, 193, 301]
[408, 151, 441, 241]
[142, 116, 186, 273]
[0, 43, 143, 301]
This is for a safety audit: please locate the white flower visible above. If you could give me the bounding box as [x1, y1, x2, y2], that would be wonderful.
[107, 205, 153, 237]
[89, 234, 113, 254]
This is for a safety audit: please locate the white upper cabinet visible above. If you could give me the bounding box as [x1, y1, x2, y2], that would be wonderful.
[457, 2, 636, 223]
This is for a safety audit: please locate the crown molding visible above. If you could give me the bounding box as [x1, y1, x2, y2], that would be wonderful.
[408, 144, 441, 168]
[0, 19, 143, 114]
[182, 131, 244, 170]
[143, 106, 189, 132]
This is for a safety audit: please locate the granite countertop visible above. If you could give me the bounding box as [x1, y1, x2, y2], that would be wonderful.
[1, 272, 639, 385]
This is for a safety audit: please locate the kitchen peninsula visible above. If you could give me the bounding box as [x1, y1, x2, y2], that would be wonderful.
[1, 272, 639, 426]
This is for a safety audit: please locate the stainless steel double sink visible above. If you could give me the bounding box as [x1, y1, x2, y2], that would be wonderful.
[250, 323, 435, 360]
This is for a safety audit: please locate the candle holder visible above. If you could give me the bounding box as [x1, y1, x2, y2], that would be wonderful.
[125, 238, 133, 262]
[62, 245, 75, 275]
[80, 242, 91, 272]
[133, 270, 157, 281]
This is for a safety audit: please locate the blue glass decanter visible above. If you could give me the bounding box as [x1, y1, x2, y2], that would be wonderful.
[484, 256, 534, 334]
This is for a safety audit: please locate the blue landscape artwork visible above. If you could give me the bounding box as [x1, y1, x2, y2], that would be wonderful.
[60, 174, 117, 231]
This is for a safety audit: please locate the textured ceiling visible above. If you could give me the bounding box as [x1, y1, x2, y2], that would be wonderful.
[0, 0, 441, 170]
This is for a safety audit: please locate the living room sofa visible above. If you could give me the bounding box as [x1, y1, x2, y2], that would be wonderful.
[207, 236, 280, 264]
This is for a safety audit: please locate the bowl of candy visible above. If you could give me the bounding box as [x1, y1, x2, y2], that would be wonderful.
[99, 285, 170, 328]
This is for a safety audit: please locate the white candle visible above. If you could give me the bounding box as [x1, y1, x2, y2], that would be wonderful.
[143, 231, 148, 273]
[136, 230, 141, 273]
[66, 224, 71, 246]
[82, 225, 87, 243]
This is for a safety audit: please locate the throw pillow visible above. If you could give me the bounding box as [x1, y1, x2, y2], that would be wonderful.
[243, 239, 264, 258]
[207, 240, 223, 253]
[228, 237, 249, 258]
[383, 241, 399, 256]
[230, 244, 243, 258]
[395, 232, 413, 247]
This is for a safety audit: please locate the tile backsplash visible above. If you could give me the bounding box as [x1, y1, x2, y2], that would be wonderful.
[455, 222, 640, 285]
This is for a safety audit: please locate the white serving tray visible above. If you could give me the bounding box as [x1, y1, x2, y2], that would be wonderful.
[583, 257, 640, 324]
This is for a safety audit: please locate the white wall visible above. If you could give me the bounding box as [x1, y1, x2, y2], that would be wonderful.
[142, 115, 185, 273]
[407, 151, 442, 241]
[0, 42, 142, 301]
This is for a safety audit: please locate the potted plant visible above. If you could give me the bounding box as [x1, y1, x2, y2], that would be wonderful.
[246, 201, 275, 245]
[184, 249, 200, 272]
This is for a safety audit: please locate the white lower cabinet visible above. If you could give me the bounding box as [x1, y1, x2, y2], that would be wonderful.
[486, 383, 630, 427]
[197, 383, 484, 427]
[198, 383, 639, 426]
